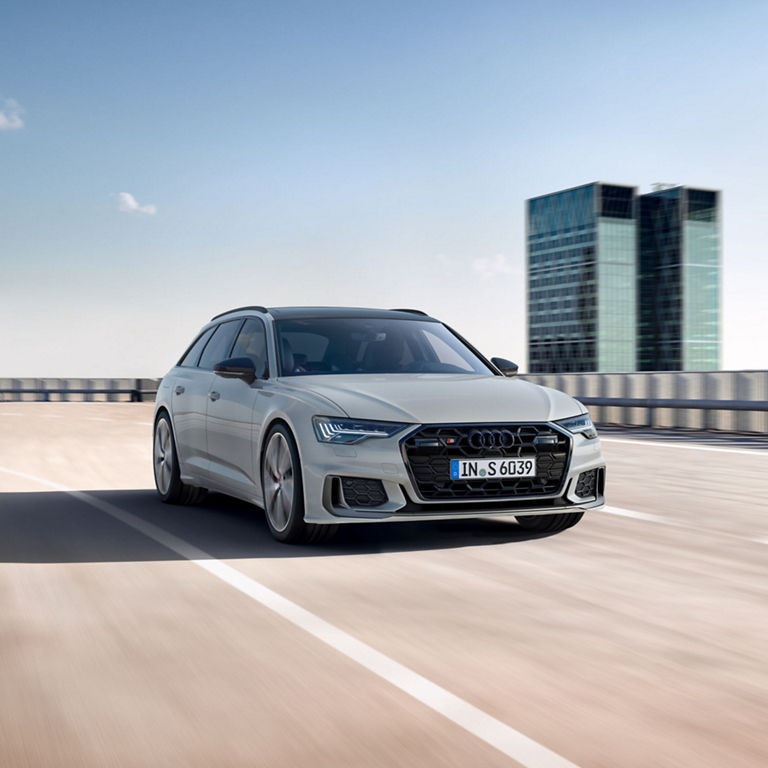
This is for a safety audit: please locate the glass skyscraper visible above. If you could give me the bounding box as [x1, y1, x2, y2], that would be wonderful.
[527, 182, 637, 373]
[526, 183, 721, 373]
[638, 187, 721, 370]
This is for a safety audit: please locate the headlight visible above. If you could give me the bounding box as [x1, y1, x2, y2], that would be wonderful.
[556, 413, 598, 439]
[312, 416, 410, 444]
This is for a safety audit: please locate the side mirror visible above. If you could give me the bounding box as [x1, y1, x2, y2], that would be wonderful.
[213, 357, 258, 383]
[491, 357, 519, 377]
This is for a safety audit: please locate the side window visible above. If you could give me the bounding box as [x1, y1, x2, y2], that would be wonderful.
[178, 327, 215, 367]
[230, 318, 269, 376]
[198, 320, 242, 370]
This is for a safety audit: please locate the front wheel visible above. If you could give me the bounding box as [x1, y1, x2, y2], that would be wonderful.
[261, 424, 337, 544]
[515, 511, 584, 533]
[153, 412, 207, 505]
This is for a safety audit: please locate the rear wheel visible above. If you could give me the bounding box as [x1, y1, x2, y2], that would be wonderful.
[261, 424, 337, 544]
[153, 412, 207, 505]
[515, 511, 583, 533]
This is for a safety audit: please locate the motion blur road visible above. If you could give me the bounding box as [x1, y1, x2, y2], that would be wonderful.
[1, 403, 766, 768]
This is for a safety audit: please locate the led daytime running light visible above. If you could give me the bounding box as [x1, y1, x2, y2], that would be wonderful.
[556, 413, 598, 439]
[313, 416, 409, 445]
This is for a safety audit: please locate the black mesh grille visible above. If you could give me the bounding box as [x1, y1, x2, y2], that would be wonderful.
[341, 477, 387, 507]
[401, 424, 570, 501]
[575, 470, 597, 498]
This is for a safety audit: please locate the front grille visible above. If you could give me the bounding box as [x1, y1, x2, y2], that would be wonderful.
[341, 477, 388, 507]
[401, 423, 570, 501]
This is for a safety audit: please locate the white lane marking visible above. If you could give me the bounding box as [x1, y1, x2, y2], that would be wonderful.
[601, 505, 666, 524]
[600, 437, 768, 457]
[87, 417, 115, 422]
[601, 506, 768, 545]
[0, 412, 23, 416]
[138, 421, 154, 426]
[0, 466, 580, 768]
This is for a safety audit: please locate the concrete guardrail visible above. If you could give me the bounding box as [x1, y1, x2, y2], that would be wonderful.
[520, 370, 768, 433]
[0, 379, 161, 403]
[2, 371, 767, 433]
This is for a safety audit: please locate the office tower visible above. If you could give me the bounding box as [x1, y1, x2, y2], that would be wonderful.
[526, 183, 721, 372]
[527, 182, 637, 373]
[638, 186, 721, 370]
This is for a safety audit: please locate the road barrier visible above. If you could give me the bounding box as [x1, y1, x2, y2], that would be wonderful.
[0, 379, 161, 402]
[2, 372, 767, 433]
[519, 370, 768, 433]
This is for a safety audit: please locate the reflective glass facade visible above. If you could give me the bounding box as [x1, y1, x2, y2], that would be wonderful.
[528, 183, 720, 373]
[639, 187, 721, 370]
[527, 183, 637, 372]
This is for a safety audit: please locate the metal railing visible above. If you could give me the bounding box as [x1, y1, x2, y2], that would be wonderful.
[2, 371, 767, 433]
[0, 379, 161, 402]
[519, 370, 768, 433]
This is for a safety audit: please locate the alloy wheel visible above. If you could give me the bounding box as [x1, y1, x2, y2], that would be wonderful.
[154, 418, 173, 495]
[263, 432, 295, 532]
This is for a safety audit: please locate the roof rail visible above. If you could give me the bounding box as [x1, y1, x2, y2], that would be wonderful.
[389, 308, 428, 316]
[210, 305, 268, 321]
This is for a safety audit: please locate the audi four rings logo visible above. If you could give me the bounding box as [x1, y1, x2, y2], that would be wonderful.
[468, 429, 516, 449]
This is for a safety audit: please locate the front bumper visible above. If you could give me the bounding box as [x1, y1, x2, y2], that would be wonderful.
[301, 422, 606, 524]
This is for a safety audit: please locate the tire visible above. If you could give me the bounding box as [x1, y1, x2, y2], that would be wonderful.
[153, 411, 207, 505]
[515, 511, 584, 533]
[261, 424, 337, 544]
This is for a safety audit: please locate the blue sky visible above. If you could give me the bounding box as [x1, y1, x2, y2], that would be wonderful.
[2, 0, 767, 375]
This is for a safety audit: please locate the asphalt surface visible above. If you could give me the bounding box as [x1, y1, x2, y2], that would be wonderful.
[0, 403, 766, 768]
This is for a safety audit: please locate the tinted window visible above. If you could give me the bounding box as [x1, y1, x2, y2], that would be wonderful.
[198, 320, 242, 370]
[275, 318, 494, 376]
[421, 329, 479, 373]
[178, 326, 215, 367]
[230, 318, 269, 377]
[685, 189, 718, 222]
[599, 184, 634, 219]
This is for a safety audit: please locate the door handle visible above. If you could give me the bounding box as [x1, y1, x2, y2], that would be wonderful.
[175, 385, 185, 395]
[209, 391, 220, 401]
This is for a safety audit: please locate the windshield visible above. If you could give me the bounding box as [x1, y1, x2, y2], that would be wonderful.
[274, 318, 495, 376]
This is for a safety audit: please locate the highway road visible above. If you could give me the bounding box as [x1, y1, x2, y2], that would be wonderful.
[1, 403, 766, 768]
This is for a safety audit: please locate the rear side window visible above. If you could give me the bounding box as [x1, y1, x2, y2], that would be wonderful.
[198, 320, 242, 370]
[230, 318, 269, 377]
[178, 327, 215, 367]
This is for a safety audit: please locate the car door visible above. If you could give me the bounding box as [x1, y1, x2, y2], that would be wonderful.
[175, 319, 243, 481]
[171, 325, 216, 478]
[206, 317, 271, 498]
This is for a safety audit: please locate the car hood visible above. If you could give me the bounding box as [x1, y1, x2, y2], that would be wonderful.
[278, 374, 584, 424]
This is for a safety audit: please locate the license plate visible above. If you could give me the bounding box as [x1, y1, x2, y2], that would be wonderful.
[450, 457, 536, 480]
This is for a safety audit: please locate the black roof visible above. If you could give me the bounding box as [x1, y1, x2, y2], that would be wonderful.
[267, 307, 438, 321]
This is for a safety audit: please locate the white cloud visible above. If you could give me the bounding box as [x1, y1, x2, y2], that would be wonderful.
[115, 192, 157, 216]
[0, 98, 24, 131]
[471, 253, 515, 278]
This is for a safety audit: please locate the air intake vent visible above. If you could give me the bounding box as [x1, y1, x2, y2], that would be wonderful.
[575, 470, 597, 498]
[341, 477, 387, 507]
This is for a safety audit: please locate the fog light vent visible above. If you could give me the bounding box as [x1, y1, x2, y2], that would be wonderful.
[575, 470, 597, 499]
[341, 477, 387, 507]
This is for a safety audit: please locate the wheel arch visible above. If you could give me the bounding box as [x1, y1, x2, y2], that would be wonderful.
[153, 406, 185, 476]
[257, 415, 305, 506]
[258, 416, 296, 466]
[154, 404, 171, 425]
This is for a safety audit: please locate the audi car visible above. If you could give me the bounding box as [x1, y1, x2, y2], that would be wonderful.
[153, 306, 605, 543]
